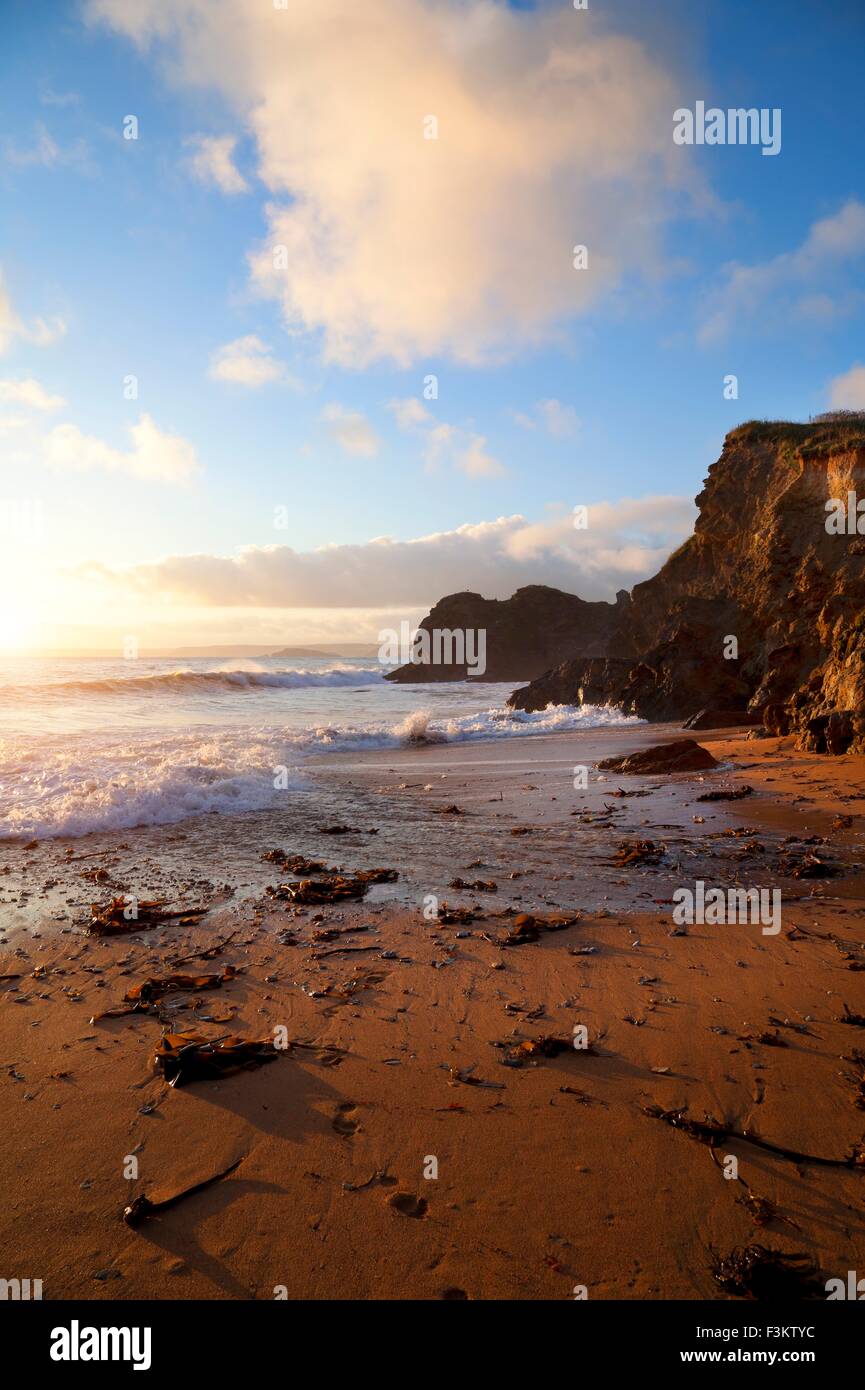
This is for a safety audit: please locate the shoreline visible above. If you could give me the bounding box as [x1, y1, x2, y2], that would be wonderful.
[2, 726, 864, 1299]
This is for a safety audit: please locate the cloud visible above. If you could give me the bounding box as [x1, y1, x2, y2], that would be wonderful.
[698, 200, 865, 345]
[4, 124, 63, 168]
[77, 496, 696, 609]
[185, 133, 249, 194]
[388, 397, 433, 430]
[87, 0, 693, 367]
[389, 395, 504, 479]
[320, 403, 379, 457]
[3, 121, 92, 173]
[44, 413, 201, 484]
[40, 87, 80, 108]
[828, 364, 865, 411]
[0, 378, 65, 411]
[450, 433, 504, 479]
[209, 335, 288, 387]
[512, 398, 579, 438]
[537, 399, 579, 438]
[0, 269, 67, 355]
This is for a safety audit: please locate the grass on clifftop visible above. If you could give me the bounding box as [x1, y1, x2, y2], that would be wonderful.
[728, 413, 865, 455]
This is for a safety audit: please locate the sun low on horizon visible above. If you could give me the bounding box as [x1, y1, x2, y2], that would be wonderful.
[0, 0, 863, 658]
[3, 0, 865, 1339]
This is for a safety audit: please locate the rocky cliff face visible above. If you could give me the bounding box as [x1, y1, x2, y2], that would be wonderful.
[508, 417, 865, 754]
[384, 584, 629, 683]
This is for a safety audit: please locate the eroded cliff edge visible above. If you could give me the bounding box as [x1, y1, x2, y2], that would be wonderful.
[508, 418, 865, 753]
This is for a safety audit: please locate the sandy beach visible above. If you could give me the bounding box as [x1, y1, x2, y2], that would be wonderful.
[4, 0, 865, 1348]
[2, 724, 864, 1301]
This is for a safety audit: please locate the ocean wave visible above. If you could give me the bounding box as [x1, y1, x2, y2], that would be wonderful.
[395, 703, 642, 744]
[0, 730, 310, 841]
[0, 703, 642, 839]
[1, 666, 388, 697]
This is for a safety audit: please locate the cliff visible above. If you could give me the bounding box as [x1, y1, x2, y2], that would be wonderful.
[508, 416, 865, 754]
[384, 584, 629, 683]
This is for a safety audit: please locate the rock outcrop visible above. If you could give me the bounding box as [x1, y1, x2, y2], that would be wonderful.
[508, 416, 865, 753]
[597, 738, 719, 775]
[384, 584, 629, 683]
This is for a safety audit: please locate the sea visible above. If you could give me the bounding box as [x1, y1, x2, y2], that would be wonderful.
[0, 655, 641, 840]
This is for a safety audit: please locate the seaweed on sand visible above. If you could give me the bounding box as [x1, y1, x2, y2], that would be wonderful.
[268, 868, 397, 905]
[492, 1035, 578, 1066]
[87, 898, 209, 935]
[500, 911, 581, 946]
[613, 839, 666, 867]
[91, 967, 237, 1021]
[154, 1031, 278, 1087]
[711, 1245, 824, 1299]
[643, 1104, 865, 1168]
[123, 1157, 243, 1228]
[261, 850, 332, 872]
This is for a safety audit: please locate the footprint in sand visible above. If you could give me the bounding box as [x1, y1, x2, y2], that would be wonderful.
[388, 1192, 428, 1219]
[332, 1102, 361, 1136]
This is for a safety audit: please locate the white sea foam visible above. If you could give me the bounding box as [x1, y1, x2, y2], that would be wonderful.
[0, 702, 642, 840]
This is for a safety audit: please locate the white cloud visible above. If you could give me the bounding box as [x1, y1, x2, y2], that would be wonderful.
[0, 378, 65, 411]
[512, 399, 579, 438]
[320, 403, 379, 457]
[0, 278, 20, 353]
[79, 497, 696, 608]
[4, 124, 62, 168]
[3, 121, 92, 173]
[537, 399, 579, 438]
[387, 397, 433, 430]
[0, 269, 67, 355]
[828, 365, 865, 411]
[698, 200, 865, 345]
[20, 316, 67, 348]
[40, 87, 80, 108]
[390, 395, 504, 479]
[45, 413, 201, 485]
[510, 410, 535, 432]
[87, 0, 694, 367]
[452, 433, 504, 479]
[209, 335, 286, 387]
[185, 134, 249, 195]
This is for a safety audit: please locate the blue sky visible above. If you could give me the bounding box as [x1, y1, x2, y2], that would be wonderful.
[0, 0, 864, 650]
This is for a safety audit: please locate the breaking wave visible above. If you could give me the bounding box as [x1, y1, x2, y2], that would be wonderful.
[0, 702, 642, 839]
[4, 666, 388, 697]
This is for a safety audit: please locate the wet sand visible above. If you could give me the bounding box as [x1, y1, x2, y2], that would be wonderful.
[1, 726, 864, 1300]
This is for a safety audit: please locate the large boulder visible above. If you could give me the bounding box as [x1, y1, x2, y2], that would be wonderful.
[597, 738, 719, 775]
